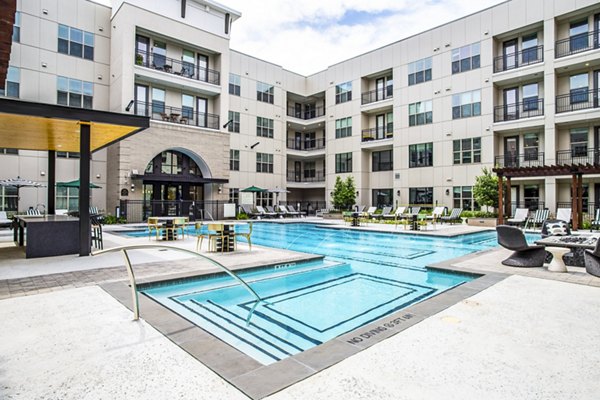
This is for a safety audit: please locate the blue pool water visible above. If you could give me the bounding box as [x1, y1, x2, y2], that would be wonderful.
[141, 224, 536, 365]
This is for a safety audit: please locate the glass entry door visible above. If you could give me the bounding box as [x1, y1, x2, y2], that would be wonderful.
[504, 136, 519, 167]
[503, 87, 519, 120]
[503, 39, 517, 70]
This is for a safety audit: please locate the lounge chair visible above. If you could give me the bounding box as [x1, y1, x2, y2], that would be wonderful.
[240, 204, 261, 219]
[496, 225, 546, 267]
[256, 205, 277, 218]
[555, 208, 572, 225]
[409, 207, 421, 216]
[363, 206, 377, 219]
[0, 211, 12, 228]
[287, 205, 306, 217]
[525, 209, 549, 230]
[441, 208, 462, 224]
[507, 208, 529, 227]
[426, 206, 446, 223]
[583, 239, 600, 277]
[377, 206, 392, 220]
[383, 206, 406, 220]
[266, 205, 283, 218]
[591, 209, 600, 232]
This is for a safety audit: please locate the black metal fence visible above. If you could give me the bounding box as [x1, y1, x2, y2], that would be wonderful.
[555, 30, 600, 58]
[556, 148, 600, 165]
[134, 49, 220, 85]
[361, 87, 393, 105]
[493, 99, 544, 122]
[494, 152, 545, 168]
[286, 105, 325, 120]
[361, 126, 393, 142]
[557, 201, 593, 218]
[493, 45, 543, 72]
[286, 138, 326, 150]
[286, 170, 326, 182]
[133, 101, 220, 130]
[556, 89, 599, 114]
[508, 201, 546, 212]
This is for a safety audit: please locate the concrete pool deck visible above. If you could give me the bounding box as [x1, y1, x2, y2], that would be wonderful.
[1, 221, 600, 399]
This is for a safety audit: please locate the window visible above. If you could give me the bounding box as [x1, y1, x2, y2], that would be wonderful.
[304, 161, 316, 178]
[229, 188, 239, 204]
[152, 41, 166, 69]
[58, 24, 94, 60]
[56, 187, 79, 210]
[372, 150, 393, 172]
[256, 117, 274, 138]
[335, 81, 352, 104]
[453, 186, 476, 211]
[570, 73, 588, 104]
[521, 33, 539, 64]
[1, 186, 17, 212]
[451, 42, 480, 74]
[256, 191, 273, 207]
[409, 187, 433, 205]
[1, 66, 20, 98]
[524, 185, 540, 210]
[151, 88, 165, 115]
[453, 138, 481, 164]
[257, 81, 274, 103]
[569, 19, 589, 52]
[57, 152, 80, 158]
[229, 73, 241, 96]
[0, 148, 18, 155]
[256, 152, 274, 173]
[408, 100, 432, 126]
[522, 83, 539, 111]
[182, 94, 194, 120]
[408, 57, 432, 85]
[409, 143, 433, 168]
[570, 128, 588, 158]
[57, 76, 93, 108]
[523, 133, 539, 162]
[160, 151, 183, 174]
[335, 152, 352, 173]
[335, 117, 352, 138]
[372, 189, 393, 208]
[12, 11, 20, 42]
[230, 149, 240, 171]
[452, 90, 481, 119]
[228, 111, 240, 133]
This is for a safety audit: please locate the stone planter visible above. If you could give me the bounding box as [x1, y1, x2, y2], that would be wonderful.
[322, 212, 343, 220]
[467, 218, 497, 227]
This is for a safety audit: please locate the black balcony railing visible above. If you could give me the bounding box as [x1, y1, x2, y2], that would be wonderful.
[361, 86, 393, 105]
[286, 138, 326, 151]
[134, 49, 220, 85]
[556, 148, 600, 165]
[286, 105, 325, 120]
[509, 201, 546, 212]
[495, 152, 544, 168]
[361, 125, 393, 142]
[493, 45, 544, 73]
[134, 101, 220, 130]
[556, 89, 599, 113]
[493, 98, 544, 122]
[555, 30, 600, 58]
[286, 170, 326, 183]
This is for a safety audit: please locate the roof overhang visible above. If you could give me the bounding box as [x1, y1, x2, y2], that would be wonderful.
[0, 98, 150, 152]
[0, 0, 16, 89]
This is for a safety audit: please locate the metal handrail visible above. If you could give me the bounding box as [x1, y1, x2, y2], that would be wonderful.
[361, 87, 393, 105]
[134, 49, 220, 85]
[92, 244, 266, 324]
[555, 29, 600, 58]
[492, 45, 543, 72]
[555, 89, 599, 114]
[493, 98, 544, 122]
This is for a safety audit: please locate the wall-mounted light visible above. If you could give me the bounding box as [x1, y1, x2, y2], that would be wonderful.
[96, 174, 101, 179]
[125, 100, 134, 112]
[446, 178, 453, 182]
[356, 191, 359, 197]
[42, 9, 48, 14]
[250, 142, 260, 149]
[445, 189, 450, 196]
[131, 183, 135, 192]
[222, 119, 234, 129]
[444, 43, 451, 47]
[218, 185, 223, 194]
[396, 190, 400, 197]
[445, 132, 452, 136]
[40, 171, 46, 176]
[484, 31, 489, 35]
[98, 26, 104, 32]
[41, 62, 47, 68]
[97, 75, 103, 80]
[484, 78, 489, 83]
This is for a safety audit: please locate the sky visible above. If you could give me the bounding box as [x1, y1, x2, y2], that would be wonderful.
[96, 0, 506, 76]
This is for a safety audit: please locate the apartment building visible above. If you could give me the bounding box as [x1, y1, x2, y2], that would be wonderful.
[1, 0, 600, 221]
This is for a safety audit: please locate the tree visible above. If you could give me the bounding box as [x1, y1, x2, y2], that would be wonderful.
[473, 167, 500, 209]
[331, 176, 357, 210]
[343, 176, 357, 210]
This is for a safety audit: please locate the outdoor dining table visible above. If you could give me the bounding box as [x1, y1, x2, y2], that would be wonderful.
[154, 216, 186, 241]
[534, 235, 597, 272]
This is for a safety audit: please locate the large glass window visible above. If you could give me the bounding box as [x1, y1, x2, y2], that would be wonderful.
[229, 73, 241, 96]
[181, 94, 194, 119]
[161, 151, 183, 174]
[570, 128, 588, 158]
[408, 100, 432, 126]
[1, 186, 17, 212]
[409, 187, 433, 205]
[152, 41, 166, 69]
[372, 150, 393, 172]
[451, 43, 480, 74]
[453, 186, 476, 211]
[524, 185, 540, 210]
[335, 117, 352, 138]
[452, 90, 481, 119]
[229, 188, 239, 204]
[0, 148, 18, 155]
[57, 76, 93, 108]
[151, 88, 165, 115]
[256, 152, 274, 173]
[304, 161, 316, 178]
[335, 152, 352, 173]
[408, 57, 432, 85]
[409, 143, 433, 168]
[521, 33, 539, 64]
[1, 66, 20, 98]
[256, 81, 274, 103]
[228, 111, 240, 133]
[182, 50, 195, 78]
[522, 83, 539, 111]
[453, 137, 481, 165]
[569, 19, 589, 52]
[372, 189, 393, 208]
[12, 11, 20, 42]
[523, 133, 539, 162]
[256, 117, 274, 138]
[58, 24, 94, 60]
[335, 81, 352, 104]
[56, 187, 79, 211]
[570, 73, 588, 104]
[230, 149, 240, 171]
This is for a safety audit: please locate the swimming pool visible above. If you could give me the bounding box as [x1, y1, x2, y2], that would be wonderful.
[140, 224, 503, 365]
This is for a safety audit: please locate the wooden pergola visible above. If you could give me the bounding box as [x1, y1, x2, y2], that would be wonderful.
[493, 164, 600, 230]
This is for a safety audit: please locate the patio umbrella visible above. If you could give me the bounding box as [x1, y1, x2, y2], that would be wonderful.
[267, 187, 290, 205]
[241, 185, 266, 206]
[56, 179, 102, 189]
[0, 176, 46, 212]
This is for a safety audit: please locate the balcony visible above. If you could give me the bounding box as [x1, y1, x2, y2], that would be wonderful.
[286, 106, 325, 120]
[494, 152, 545, 168]
[286, 138, 325, 151]
[286, 170, 325, 182]
[361, 87, 393, 105]
[556, 148, 600, 165]
[555, 30, 600, 58]
[134, 101, 220, 130]
[361, 126, 393, 142]
[556, 89, 599, 114]
[493, 99, 544, 122]
[134, 50, 220, 85]
[493, 45, 544, 73]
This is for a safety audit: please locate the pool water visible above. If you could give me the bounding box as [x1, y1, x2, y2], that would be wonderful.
[140, 224, 526, 365]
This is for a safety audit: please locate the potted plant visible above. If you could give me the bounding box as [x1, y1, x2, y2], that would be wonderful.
[135, 53, 143, 65]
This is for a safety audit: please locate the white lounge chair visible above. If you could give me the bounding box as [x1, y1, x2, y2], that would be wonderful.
[0, 211, 11, 227]
[556, 208, 571, 224]
[507, 208, 529, 227]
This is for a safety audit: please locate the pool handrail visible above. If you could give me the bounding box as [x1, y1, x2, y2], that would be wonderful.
[92, 244, 266, 324]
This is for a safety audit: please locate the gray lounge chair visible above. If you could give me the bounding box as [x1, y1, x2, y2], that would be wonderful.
[377, 206, 392, 220]
[256, 205, 277, 218]
[583, 239, 600, 277]
[441, 208, 462, 224]
[496, 225, 546, 267]
[240, 204, 261, 219]
[287, 205, 306, 217]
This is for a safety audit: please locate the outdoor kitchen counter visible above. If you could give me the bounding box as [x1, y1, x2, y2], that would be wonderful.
[14, 215, 80, 258]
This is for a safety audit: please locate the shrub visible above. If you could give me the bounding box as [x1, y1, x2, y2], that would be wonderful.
[103, 215, 126, 224]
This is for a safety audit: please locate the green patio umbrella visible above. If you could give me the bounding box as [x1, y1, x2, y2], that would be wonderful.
[241, 185, 266, 206]
[56, 179, 102, 189]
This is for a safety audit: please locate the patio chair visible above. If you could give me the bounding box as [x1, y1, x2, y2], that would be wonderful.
[170, 217, 188, 239]
[555, 208, 572, 225]
[197, 223, 226, 252]
[363, 206, 377, 219]
[235, 222, 253, 251]
[496, 225, 546, 267]
[441, 208, 462, 224]
[383, 206, 406, 221]
[147, 217, 161, 240]
[591, 209, 600, 232]
[287, 205, 306, 217]
[426, 206, 446, 223]
[240, 204, 261, 219]
[26, 208, 41, 216]
[540, 219, 579, 266]
[0, 211, 11, 228]
[507, 208, 529, 227]
[266, 205, 283, 218]
[377, 206, 392, 220]
[256, 205, 277, 218]
[525, 209, 549, 230]
[583, 239, 600, 277]
[90, 215, 103, 250]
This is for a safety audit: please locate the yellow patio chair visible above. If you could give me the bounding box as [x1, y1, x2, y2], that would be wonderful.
[235, 222, 253, 251]
[147, 217, 161, 240]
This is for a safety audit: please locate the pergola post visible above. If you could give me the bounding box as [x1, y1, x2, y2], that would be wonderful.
[79, 122, 91, 256]
[578, 174, 583, 229]
[505, 177, 512, 218]
[571, 174, 578, 231]
[47, 150, 55, 214]
[498, 173, 504, 224]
